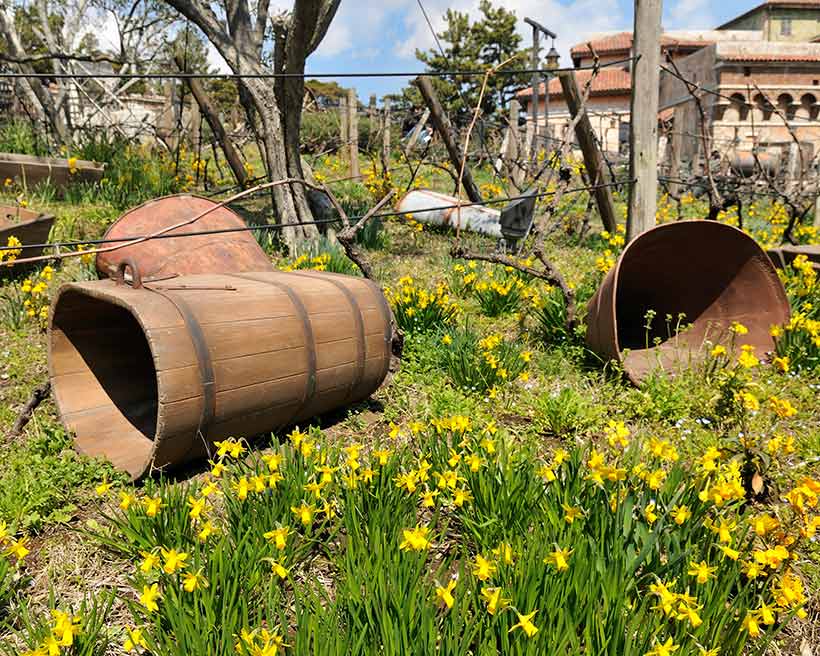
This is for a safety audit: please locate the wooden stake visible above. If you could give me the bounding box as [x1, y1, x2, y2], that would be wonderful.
[814, 193, 820, 228]
[530, 25, 541, 162]
[559, 71, 617, 233]
[175, 55, 247, 188]
[348, 88, 360, 179]
[626, 0, 662, 242]
[504, 98, 522, 184]
[415, 75, 483, 204]
[339, 95, 349, 168]
[382, 98, 391, 172]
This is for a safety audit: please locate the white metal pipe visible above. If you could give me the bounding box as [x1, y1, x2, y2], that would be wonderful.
[396, 189, 502, 238]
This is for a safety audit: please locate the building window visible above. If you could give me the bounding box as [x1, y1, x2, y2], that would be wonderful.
[781, 17, 792, 36]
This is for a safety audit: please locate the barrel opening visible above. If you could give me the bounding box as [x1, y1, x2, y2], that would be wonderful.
[615, 238, 743, 351]
[606, 222, 789, 384]
[51, 290, 157, 471]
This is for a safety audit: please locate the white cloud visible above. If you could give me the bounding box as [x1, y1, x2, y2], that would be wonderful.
[394, 0, 625, 64]
[206, 43, 230, 73]
[77, 10, 120, 53]
[666, 0, 718, 30]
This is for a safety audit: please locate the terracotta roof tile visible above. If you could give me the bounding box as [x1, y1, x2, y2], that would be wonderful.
[516, 68, 632, 100]
[721, 52, 820, 62]
[570, 32, 714, 57]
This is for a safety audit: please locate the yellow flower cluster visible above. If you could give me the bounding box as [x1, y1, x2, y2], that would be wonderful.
[20, 610, 82, 656]
[386, 275, 459, 332]
[0, 235, 22, 265]
[0, 235, 23, 266]
[283, 253, 332, 272]
[595, 224, 626, 273]
[362, 164, 395, 201]
[479, 182, 503, 198]
[21, 265, 54, 327]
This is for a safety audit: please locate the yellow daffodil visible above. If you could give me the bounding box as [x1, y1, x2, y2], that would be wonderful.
[123, 626, 147, 652]
[5, 536, 29, 561]
[671, 505, 691, 525]
[545, 547, 573, 572]
[139, 550, 160, 574]
[160, 548, 189, 574]
[435, 579, 457, 609]
[182, 570, 208, 592]
[399, 525, 431, 551]
[143, 496, 163, 517]
[687, 560, 716, 584]
[645, 637, 679, 656]
[480, 586, 509, 615]
[508, 609, 538, 638]
[291, 503, 316, 526]
[139, 583, 161, 612]
[264, 527, 289, 550]
[472, 555, 496, 581]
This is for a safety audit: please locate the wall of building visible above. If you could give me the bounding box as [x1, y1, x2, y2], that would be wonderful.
[529, 94, 632, 154]
[766, 8, 820, 42]
[723, 7, 820, 42]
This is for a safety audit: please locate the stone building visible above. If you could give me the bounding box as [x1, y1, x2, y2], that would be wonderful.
[515, 0, 820, 160]
[659, 40, 820, 177]
[718, 0, 820, 42]
[516, 30, 754, 156]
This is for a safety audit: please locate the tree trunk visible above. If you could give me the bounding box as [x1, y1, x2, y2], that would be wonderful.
[242, 78, 317, 245]
[0, 8, 68, 144]
[162, 0, 340, 250]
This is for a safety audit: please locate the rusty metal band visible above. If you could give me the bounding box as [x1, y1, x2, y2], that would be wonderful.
[291, 270, 366, 402]
[148, 288, 216, 441]
[297, 271, 393, 383]
[227, 273, 317, 413]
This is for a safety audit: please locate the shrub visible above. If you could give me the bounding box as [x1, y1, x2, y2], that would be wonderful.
[534, 387, 600, 437]
[439, 327, 529, 394]
[531, 286, 573, 345]
[461, 264, 530, 317]
[283, 237, 360, 276]
[0, 424, 118, 531]
[0, 120, 49, 157]
[387, 277, 459, 333]
[772, 255, 819, 373]
[1, 592, 114, 656]
[87, 421, 814, 656]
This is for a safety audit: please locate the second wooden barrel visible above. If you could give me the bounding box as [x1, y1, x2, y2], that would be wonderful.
[49, 270, 393, 479]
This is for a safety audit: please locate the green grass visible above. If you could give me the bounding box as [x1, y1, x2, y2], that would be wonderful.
[0, 152, 817, 655]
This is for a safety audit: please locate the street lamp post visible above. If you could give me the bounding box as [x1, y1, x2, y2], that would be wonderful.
[544, 42, 561, 152]
[524, 18, 557, 164]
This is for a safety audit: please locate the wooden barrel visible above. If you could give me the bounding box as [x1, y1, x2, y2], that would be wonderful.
[49, 270, 393, 479]
[585, 220, 790, 384]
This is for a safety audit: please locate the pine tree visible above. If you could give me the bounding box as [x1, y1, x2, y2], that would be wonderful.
[413, 0, 529, 122]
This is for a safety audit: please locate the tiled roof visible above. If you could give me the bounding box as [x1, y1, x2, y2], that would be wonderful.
[516, 68, 632, 100]
[570, 32, 714, 57]
[716, 41, 820, 62]
[721, 52, 820, 61]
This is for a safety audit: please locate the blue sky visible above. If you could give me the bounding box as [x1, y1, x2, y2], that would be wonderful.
[291, 0, 758, 100]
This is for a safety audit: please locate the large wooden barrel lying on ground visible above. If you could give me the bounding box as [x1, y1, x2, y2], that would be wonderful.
[585, 220, 790, 384]
[49, 270, 393, 479]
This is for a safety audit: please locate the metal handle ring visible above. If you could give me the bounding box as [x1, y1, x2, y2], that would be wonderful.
[113, 258, 143, 289]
